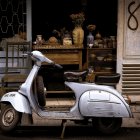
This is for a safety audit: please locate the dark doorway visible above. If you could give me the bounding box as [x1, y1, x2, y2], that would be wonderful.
[32, 0, 118, 42]
[32, 0, 118, 91]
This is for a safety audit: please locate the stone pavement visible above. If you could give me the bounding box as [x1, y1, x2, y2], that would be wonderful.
[29, 108, 140, 138]
[122, 105, 140, 127]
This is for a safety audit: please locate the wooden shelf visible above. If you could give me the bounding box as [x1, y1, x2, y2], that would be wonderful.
[87, 47, 116, 74]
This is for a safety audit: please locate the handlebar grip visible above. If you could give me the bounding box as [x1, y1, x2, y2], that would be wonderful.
[54, 63, 63, 69]
[22, 52, 32, 56]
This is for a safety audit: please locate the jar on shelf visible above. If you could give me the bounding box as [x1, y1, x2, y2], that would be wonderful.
[63, 31, 72, 46]
[36, 35, 43, 45]
[110, 36, 117, 48]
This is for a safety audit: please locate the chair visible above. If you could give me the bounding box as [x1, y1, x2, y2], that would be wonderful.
[1, 41, 31, 93]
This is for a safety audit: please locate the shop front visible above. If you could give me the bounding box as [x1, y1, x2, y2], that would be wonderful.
[1, 0, 140, 128]
[0, 0, 140, 108]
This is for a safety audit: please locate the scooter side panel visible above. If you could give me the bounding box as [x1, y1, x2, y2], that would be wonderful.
[79, 90, 132, 118]
[0, 92, 31, 114]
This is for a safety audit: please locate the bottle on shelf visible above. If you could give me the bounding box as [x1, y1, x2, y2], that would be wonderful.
[86, 24, 96, 48]
[87, 32, 94, 48]
[86, 66, 95, 82]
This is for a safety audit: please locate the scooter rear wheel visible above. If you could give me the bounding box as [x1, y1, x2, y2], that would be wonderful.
[36, 76, 46, 107]
[92, 117, 122, 135]
[0, 104, 21, 133]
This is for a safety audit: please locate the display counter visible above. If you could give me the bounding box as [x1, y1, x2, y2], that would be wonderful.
[33, 44, 83, 70]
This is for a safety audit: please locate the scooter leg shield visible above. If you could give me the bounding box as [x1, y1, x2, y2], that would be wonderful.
[0, 92, 31, 114]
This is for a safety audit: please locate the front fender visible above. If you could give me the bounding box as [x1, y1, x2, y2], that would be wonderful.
[0, 92, 31, 114]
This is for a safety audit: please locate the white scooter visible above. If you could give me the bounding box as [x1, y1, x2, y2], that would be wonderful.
[0, 51, 133, 137]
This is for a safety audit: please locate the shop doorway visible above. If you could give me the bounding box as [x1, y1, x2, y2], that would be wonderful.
[32, 0, 118, 43]
[31, 0, 118, 92]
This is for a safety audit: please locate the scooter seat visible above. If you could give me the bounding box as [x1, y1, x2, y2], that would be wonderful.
[64, 70, 87, 82]
[95, 73, 120, 86]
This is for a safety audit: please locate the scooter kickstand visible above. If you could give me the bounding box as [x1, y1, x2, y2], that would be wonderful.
[60, 119, 67, 139]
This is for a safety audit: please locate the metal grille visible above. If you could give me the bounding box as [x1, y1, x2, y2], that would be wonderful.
[122, 64, 140, 95]
[1, 41, 31, 92]
[5, 41, 31, 74]
[0, 0, 26, 38]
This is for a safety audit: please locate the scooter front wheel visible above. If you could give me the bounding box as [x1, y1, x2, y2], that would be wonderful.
[92, 117, 122, 135]
[36, 76, 46, 107]
[0, 104, 21, 133]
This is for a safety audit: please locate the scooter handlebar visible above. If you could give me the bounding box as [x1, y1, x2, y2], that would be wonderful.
[23, 51, 63, 69]
[25, 51, 53, 63]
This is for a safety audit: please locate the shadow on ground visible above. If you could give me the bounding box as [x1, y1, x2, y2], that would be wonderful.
[1, 125, 140, 140]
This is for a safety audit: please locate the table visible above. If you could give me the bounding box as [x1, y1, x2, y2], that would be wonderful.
[33, 44, 83, 70]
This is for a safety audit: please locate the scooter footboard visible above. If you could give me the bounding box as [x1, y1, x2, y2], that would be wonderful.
[79, 90, 133, 118]
[0, 92, 31, 114]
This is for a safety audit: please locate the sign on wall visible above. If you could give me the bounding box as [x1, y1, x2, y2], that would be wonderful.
[124, 0, 140, 59]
